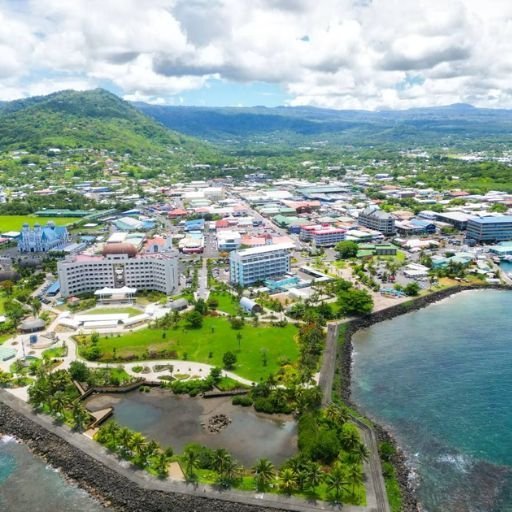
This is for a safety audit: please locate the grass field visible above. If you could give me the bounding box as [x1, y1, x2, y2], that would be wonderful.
[208, 291, 240, 315]
[92, 316, 300, 381]
[85, 307, 141, 317]
[0, 215, 79, 232]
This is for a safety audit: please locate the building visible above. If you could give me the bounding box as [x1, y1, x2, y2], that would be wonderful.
[58, 245, 179, 298]
[434, 212, 472, 230]
[217, 230, 241, 251]
[18, 222, 69, 253]
[466, 216, 512, 242]
[358, 206, 395, 235]
[229, 243, 294, 287]
[310, 227, 346, 247]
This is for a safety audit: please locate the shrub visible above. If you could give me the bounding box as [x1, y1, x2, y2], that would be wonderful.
[232, 395, 253, 407]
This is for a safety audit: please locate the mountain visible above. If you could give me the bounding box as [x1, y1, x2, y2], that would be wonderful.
[135, 102, 512, 147]
[0, 89, 209, 155]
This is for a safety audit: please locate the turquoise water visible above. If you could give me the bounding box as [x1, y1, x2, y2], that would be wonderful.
[0, 435, 105, 511]
[352, 290, 512, 512]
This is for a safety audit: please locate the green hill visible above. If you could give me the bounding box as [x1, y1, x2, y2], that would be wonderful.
[0, 88, 209, 156]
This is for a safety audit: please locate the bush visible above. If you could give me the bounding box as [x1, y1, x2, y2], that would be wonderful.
[232, 395, 253, 407]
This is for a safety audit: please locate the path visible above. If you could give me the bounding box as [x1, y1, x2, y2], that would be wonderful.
[317, 319, 391, 512]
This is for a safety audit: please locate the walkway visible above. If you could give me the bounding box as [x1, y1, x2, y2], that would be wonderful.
[317, 319, 390, 512]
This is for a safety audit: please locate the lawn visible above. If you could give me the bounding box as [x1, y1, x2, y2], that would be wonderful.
[0, 215, 78, 232]
[92, 316, 300, 382]
[209, 291, 240, 315]
[85, 307, 141, 317]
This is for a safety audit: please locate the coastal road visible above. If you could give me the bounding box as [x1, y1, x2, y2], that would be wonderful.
[319, 322, 341, 407]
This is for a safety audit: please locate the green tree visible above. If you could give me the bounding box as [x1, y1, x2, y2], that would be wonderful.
[346, 464, 364, 499]
[185, 310, 203, 329]
[71, 401, 90, 431]
[222, 351, 237, 370]
[279, 467, 297, 494]
[335, 240, 359, 259]
[183, 446, 199, 480]
[337, 288, 373, 316]
[253, 458, 275, 491]
[69, 361, 90, 382]
[325, 463, 349, 503]
[403, 282, 420, 296]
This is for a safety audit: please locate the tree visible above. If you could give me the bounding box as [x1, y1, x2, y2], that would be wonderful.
[207, 297, 219, 310]
[183, 446, 199, 480]
[222, 351, 237, 370]
[341, 423, 362, 453]
[69, 361, 90, 382]
[346, 464, 364, 499]
[403, 282, 420, 296]
[49, 390, 70, 418]
[325, 463, 349, 503]
[253, 458, 275, 491]
[236, 332, 242, 351]
[335, 240, 359, 259]
[209, 366, 222, 384]
[30, 297, 42, 318]
[194, 298, 208, 315]
[154, 452, 170, 477]
[71, 401, 90, 431]
[337, 288, 373, 316]
[304, 461, 324, 491]
[185, 310, 203, 329]
[279, 467, 297, 494]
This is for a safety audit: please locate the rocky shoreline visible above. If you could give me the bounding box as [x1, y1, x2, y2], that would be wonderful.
[336, 284, 511, 512]
[0, 401, 285, 512]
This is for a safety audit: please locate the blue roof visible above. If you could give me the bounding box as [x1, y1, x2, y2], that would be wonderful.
[46, 281, 60, 294]
[470, 216, 512, 224]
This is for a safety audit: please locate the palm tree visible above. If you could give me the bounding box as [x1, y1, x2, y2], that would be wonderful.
[279, 467, 297, 494]
[213, 448, 232, 474]
[341, 427, 361, 453]
[183, 447, 199, 480]
[304, 462, 324, 491]
[71, 401, 90, 431]
[346, 464, 364, 499]
[253, 458, 275, 491]
[129, 432, 148, 465]
[49, 390, 70, 418]
[346, 442, 369, 466]
[117, 427, 134, 458]
[325, 463, 349, 504]
[154, 452, 169, 478]
[217, 457, 241, 488]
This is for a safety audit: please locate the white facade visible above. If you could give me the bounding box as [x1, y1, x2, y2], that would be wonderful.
[230, 243, 293, 287]
[217, 230, 241, 251]
[58, 252, 179, 298]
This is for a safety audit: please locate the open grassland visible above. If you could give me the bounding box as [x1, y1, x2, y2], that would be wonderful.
[92, 316, 300, 382]
[0, 215, 79, 232]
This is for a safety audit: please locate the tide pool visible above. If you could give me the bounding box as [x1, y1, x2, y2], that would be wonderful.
[352, 289, 512, 512]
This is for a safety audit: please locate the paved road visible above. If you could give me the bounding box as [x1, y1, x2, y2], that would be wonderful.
[319, 322, 340, 407]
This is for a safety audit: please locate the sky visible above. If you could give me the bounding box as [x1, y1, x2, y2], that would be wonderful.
[1, 0, 512, 110]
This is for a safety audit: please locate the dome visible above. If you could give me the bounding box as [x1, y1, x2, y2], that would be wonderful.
[102, 243, 138, 257]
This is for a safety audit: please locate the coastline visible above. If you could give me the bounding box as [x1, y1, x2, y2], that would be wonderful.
[335, 283, 512, 512]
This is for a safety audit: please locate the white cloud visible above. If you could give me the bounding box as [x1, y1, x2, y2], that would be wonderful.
[0, 0, 512, 108]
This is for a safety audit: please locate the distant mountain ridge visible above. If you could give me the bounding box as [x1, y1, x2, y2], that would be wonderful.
[135, 101, 512, 146]
[0, 89, 208, 155]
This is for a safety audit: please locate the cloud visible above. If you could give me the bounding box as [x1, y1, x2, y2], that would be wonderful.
[0, 0, 511, 108]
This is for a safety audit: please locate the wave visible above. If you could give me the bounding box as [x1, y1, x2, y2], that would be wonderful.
[0, 434, 19, 444]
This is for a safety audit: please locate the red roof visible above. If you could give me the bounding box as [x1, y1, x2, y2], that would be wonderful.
[216, 219, 230, 228]
[168, 208, 187, 217]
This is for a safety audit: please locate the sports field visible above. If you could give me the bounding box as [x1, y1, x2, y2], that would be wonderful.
[0, 215, 78, 232]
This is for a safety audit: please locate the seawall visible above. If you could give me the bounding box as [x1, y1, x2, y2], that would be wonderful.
[335, 284, 511, 512]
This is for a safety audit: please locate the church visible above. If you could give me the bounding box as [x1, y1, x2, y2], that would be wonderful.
[18, 222, 69, 253]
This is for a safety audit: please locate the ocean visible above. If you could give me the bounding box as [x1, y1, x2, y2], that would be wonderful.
[0, 434, 105, 512]
[352, 289, 512, 512]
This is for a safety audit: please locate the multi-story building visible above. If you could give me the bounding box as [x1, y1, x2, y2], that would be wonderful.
[58, 243, 179, 297]
[466, 216, 512, 242]
[18, 222, 69, 253]
[310, 227, 346, 247]
[230, 243, 293, 287]
[217, 230, 241, 251]
[358, 206, 395, 235]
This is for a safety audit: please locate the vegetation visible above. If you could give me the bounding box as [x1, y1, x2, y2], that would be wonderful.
[78, 316, 299, 382]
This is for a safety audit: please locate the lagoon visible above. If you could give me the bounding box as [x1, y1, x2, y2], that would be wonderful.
[85, 388, 297, 466]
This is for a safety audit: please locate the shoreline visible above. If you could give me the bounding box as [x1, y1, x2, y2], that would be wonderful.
[335, 283, 512, 512]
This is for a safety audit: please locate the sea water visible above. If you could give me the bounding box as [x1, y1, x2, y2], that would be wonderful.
[0, 434, 105, 511]
[352, 289, 512, 512]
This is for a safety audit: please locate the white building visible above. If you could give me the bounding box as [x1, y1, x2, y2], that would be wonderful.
[217, 230, 241, 251]
[310, 227, 346, 247]
[58, 244, 179, 298]
[358, 205, 396, 235]
[229, 243, 294, 287]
